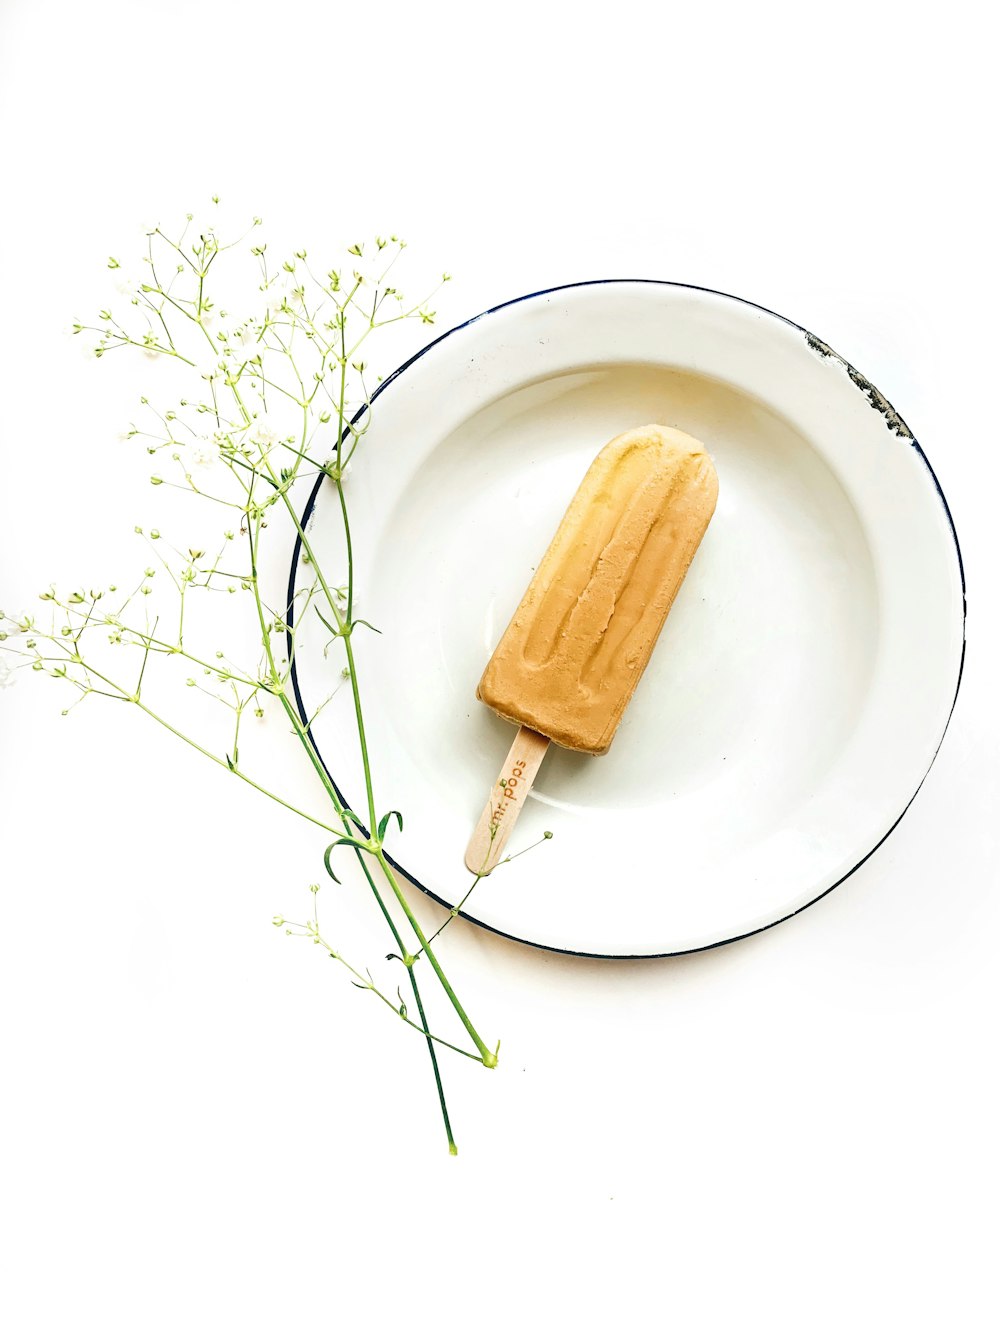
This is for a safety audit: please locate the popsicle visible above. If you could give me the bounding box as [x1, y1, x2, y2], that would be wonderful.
[465, 423, 718, 874]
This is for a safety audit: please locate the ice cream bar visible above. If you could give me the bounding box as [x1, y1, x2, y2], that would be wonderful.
[465, 424, 718, 873]
[479, 424, 718, 753]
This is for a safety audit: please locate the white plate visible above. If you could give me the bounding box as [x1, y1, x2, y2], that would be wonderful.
[288, 282, 965, 957]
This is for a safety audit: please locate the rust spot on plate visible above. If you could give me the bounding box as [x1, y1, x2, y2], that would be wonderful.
[804, 332, 913, 439]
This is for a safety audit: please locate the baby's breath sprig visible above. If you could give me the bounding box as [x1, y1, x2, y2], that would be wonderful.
[1, 207, 537, 1155]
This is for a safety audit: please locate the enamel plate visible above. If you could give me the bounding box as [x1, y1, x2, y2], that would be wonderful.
[288, 281, 965, 957]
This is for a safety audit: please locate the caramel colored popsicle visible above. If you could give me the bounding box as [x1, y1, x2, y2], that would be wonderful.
[466, 424, 718, 874]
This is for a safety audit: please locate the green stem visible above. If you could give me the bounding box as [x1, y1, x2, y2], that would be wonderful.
[412, 874, 484, 961]
[249, 470, 495, 1080]
[258, 455, 378, 836]
[336, 478, 356, 626]
[375, 850, 496, 1068]
[340, 633, 376, 835]
[132, 698, 341, 834]
[58, 652, 344, 838]
[352, 847, 462, 1151]
[405, 965, 458, 1153]
[245, 512, 479, 1092]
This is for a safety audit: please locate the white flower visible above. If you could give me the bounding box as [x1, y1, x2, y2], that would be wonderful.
[262, 272, 305, 318]
[263, 281, 288, 319]
[196, 351, 223, 380]
[191, 445, 217, 469]
[234, 328, 261, 362]
[0, 659, 16, 690]
[251, 416, 279, 448]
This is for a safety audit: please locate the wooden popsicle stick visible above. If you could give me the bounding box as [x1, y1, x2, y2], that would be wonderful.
[465, 726, 550, 876]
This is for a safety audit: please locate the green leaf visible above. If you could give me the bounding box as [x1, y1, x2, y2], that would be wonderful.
[315, 608, 341, 638]
[377, 810, 403, 842]
[351, 618, 381, 636]
[323, 831, 372, 884]
[322, 843, 343, 883]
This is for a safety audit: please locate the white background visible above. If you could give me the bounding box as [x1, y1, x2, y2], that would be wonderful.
[1, 2, 997, 1329]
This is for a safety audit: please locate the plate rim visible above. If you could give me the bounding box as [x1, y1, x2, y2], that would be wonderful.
[286, 278, 967, 960]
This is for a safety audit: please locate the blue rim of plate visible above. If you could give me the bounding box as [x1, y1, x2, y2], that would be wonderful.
[286, 279, 967, 960]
